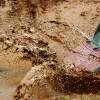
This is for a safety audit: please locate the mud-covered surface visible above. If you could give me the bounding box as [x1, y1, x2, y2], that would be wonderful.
[0, 0, 100, 100]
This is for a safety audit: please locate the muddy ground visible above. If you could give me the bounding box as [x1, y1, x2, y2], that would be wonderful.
[0, 0, 100, 100]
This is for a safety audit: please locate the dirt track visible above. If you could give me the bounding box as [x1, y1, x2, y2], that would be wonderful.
[0, 0, 100, 100]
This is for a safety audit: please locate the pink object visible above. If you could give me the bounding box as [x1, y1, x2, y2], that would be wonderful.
[66, 42, 100, 71]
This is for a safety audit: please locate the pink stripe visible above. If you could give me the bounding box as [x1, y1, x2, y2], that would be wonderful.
[66, 43, 100, 71]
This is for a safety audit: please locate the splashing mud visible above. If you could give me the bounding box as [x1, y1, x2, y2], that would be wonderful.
[0, 0, 100, 100]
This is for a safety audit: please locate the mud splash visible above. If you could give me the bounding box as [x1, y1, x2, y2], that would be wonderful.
[0, 0, 100, 100]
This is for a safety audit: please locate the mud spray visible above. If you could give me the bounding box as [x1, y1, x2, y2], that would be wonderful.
[0, 0, 100, 100]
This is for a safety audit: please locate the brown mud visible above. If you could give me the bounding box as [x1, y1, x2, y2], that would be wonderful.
[0, 0, 100, 100]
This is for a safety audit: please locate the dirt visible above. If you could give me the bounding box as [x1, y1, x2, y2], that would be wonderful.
[0, 0, 100, 100]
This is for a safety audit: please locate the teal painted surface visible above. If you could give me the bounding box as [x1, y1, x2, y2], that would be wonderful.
[90, 23, 100, 49]
[91, 32, 100, 48]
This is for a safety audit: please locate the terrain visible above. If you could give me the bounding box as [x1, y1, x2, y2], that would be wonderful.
[0, 0, 100, 100]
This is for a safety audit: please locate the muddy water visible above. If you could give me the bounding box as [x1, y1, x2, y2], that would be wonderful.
[0, 50, 32, 100]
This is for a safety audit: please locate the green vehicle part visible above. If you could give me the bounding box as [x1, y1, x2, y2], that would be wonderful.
[89, 23, 100, 50]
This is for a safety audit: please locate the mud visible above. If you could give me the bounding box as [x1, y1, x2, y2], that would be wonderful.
[0, 0, 100, 100]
